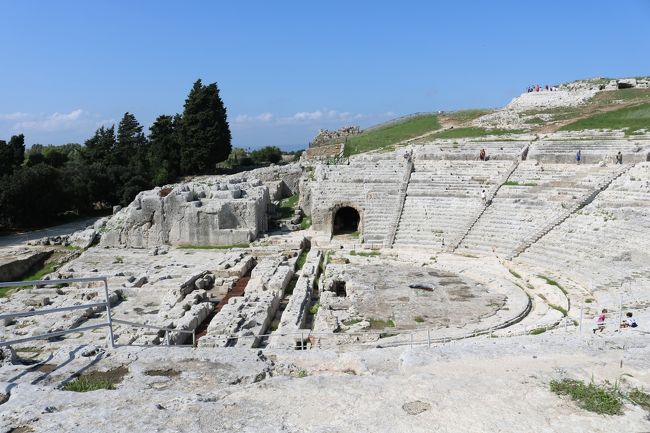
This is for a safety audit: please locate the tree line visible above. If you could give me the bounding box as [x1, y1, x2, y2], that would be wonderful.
[0, 79, 232, 229]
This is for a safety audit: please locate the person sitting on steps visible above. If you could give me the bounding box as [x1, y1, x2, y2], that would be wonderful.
[615, 151, 623, 165]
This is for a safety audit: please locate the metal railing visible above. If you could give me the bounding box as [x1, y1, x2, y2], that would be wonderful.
[0, 277, 195, 348]
[0, 276, 115, 348]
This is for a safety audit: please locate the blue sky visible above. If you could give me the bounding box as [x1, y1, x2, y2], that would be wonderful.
[1, 1, 649, 150]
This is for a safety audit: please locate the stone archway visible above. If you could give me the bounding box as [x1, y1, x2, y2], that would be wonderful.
[332, 206, 361, 235]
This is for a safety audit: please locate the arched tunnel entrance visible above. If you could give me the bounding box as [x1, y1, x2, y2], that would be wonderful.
[333, 206, 360, 235]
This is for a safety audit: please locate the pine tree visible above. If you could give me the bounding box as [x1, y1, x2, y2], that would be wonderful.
[83, 126, 116, 164]
[179, 79, 232, 174]
[149, 114, 181, 185]
[116, 112, 148, 167]
[8, 134, 25, 167]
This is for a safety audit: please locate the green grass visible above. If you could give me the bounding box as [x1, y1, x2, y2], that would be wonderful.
[369, 318, 396, 329]
[350, 250, 380, 257]
[430, 127, 523, 139]
[414, 315, 425, 323]
[550, 379, 623, 415]
[560, 102, 650, 133]
[508, 269, 522, 279]
[549, 303, 568, 317]
[503, 181, 537, 187]
[62, 366, 128, 392]
[442, 109, 493, 123]
[278, 193, 299, 219]
[628, 389, 650, 410]
[343, 318, 362, 326]
[295, 249, 309, 270]
[309, 303, 320, 315]
[0, 261, 60, 297]
[177, 243, 250, 250]
[299, 215, 312, 230]
[344, 114, 441, 156]
[538, 275, 568, 295]
[530, 327, 547, 335]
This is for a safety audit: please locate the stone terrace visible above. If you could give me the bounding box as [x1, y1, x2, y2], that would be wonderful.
[394, 160, 512, 250]
[458, 161, 621, 257]
[527, 139, 650, 164]
[516, 162, 650, 307]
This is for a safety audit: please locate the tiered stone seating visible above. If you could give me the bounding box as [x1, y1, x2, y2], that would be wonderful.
[310, 160, 408, 244]
[393, 160, 511, 250]
[528, 140, 650, 163]
[458, 162, 620, 256]
[412, 140, 528, 160]
[516, 163, 650, 305]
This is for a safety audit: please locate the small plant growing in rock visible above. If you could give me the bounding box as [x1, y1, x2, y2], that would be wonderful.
[414, 315, 425, 323]
[550, 379, 622, 415]
[530, 327, 546, 335]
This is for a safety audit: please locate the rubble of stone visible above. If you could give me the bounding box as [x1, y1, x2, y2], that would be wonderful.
[310, 125, 361, 147]
[0, 247, 53, 282]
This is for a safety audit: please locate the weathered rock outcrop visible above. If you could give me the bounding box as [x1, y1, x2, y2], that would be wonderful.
[100, 165, 304, 248]
[100, 178, 270, 248]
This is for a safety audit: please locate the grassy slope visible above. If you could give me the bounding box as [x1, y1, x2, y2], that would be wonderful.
[524, 88, 650, 131]
[430, 127, 523, 139]
[344, 114, 441, 156]
[560, 102, 650, 133]
[339, 87, 650, 157]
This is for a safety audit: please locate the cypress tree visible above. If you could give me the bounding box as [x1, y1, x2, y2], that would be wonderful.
[148, 114, 181, 185]
[179, 79, 231, 174]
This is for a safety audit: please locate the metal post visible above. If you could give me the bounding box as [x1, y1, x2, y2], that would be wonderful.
[164, 329, 169, 345]
[618, 295, 623, 331]
[427, 329, 431, 348]
[301, 332, 304, 350]
[579, 304, 584, 335]
[102, 278, 115, 348]
[410, 332, 413, 348]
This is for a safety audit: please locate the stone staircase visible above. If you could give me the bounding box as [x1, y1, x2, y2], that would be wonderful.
[392, 159, 512, 250]
[449, 156, 522, 252]
[511, 163, 633, 259]
[385, 159, 414, 248]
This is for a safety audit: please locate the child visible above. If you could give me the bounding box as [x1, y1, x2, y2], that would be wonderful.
[593, 308, 607, 333]
[621, 312, 638, 328]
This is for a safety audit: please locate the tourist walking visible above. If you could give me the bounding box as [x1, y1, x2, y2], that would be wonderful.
[593, 308, 607, 333]
[616, 151, 623, 164]
[480, 189, 487, 204]
[479, 148, 486, 161]
[576, 150, 581, 165]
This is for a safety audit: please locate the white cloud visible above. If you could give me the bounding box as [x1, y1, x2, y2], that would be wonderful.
[0, 112, 31, 121]
[234, 112, 274, 124]
[0, 109, 90, 132]
[233, 108, 377, 128]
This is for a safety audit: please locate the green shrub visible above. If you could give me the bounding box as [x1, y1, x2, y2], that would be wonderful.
[550, 379, 622, 415]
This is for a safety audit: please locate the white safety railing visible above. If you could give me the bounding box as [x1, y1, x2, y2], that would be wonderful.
[0, 277, 195, 348]
[0, 276, 115, 348]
